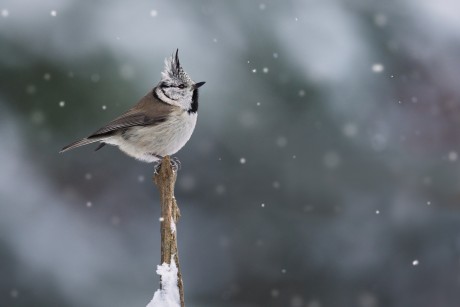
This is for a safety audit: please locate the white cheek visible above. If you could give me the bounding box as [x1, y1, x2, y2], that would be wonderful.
[168, 89, 180, 100]
[157, 88, 180, 107]
[156, 87, 193, 110]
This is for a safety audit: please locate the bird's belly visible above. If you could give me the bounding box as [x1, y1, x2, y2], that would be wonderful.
[113, 112, 197, 162]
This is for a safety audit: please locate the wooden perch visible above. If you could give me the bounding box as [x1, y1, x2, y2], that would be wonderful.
[153, 156, 185, 307]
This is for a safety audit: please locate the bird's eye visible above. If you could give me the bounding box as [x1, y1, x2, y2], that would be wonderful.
[178, 84, 185, 89]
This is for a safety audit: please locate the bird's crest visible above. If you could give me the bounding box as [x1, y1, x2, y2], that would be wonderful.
[162, 49, 192, 84]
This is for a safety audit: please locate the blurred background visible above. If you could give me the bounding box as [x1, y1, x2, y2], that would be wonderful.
[1, 0, 460, 306]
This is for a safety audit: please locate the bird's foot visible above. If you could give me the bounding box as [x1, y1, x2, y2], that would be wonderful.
[152, 153, 164, 175]
[153, 160, 162, 175]
[170, 156, 181, 172]
[152, 154, 181, 174]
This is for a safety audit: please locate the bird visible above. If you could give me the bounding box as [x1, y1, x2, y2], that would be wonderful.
[60, 49, 205, 163]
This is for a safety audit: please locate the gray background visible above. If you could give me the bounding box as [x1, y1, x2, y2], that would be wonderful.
[1, 0, 460, 306]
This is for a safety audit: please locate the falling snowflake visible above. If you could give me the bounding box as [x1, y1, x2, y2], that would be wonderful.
[372, 63, 384, 73]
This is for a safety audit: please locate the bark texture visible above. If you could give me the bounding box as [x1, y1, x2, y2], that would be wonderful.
[153, 156, 185, 307]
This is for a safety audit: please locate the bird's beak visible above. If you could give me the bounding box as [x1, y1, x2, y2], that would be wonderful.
[194, 81, 206, 89]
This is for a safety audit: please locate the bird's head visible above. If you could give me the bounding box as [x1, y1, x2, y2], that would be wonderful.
[156, 49, 205, 111]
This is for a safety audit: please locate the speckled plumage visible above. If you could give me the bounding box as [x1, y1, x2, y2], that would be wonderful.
[60, 50, 205, 163]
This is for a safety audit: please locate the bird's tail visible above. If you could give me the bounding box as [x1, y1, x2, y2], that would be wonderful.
[60, 137, 102, 153]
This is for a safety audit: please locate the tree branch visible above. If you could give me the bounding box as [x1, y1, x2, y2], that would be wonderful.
[153, 156, 185, 307]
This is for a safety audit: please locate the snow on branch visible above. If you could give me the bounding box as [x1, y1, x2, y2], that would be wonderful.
[146, 259, 180, 307]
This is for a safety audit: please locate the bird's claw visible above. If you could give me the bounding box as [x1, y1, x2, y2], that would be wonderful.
[153, 160, 162, 175]
[153, 156, 181, 174]
[170, 157, 181, 172]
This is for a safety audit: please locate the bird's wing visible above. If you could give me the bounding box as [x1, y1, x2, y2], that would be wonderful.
[88, 112, 167, 137]
[88, 91, 176, 138]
